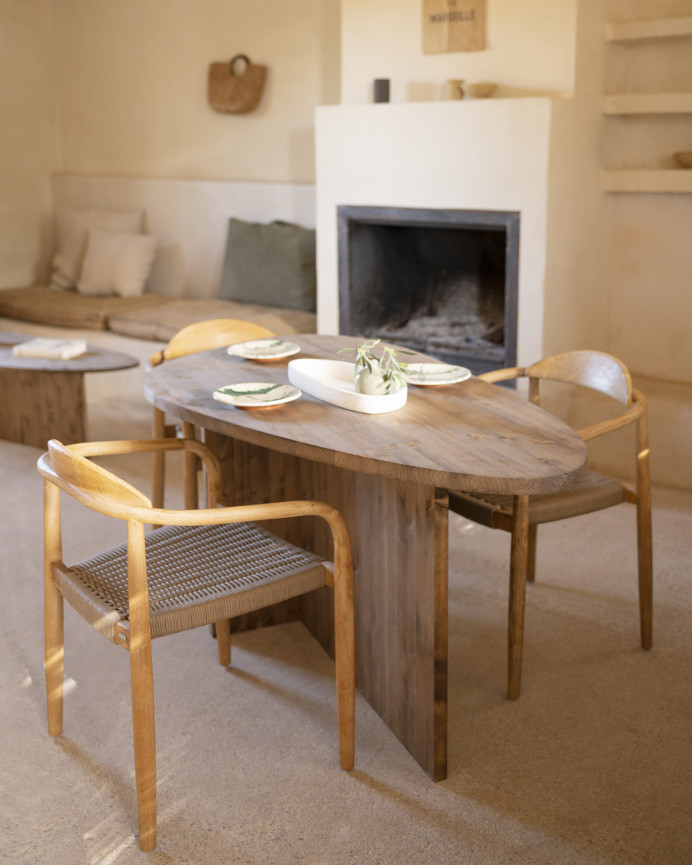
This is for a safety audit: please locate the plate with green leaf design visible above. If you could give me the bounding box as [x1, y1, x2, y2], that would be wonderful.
[403, 363, 472, 387]
[213, 382, 301, 409]
[226, 339, 301, 361]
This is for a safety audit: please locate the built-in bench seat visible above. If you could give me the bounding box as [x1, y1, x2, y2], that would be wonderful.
[0, 285, 316, 341]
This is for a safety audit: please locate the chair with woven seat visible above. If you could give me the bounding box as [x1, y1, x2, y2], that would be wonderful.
[39, 436, 354, 852]
[449, 350, 652, 699]
[149, 318, 276, 509]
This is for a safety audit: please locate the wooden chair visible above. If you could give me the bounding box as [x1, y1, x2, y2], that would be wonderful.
[149, 318, 276, 510]
[39, 436, 354, 852]
[449, 350, 652, 699]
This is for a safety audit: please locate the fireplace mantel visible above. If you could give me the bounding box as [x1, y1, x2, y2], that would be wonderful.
[315, 97, 606, 366]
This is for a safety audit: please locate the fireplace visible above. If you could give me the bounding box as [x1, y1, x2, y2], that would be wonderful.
[337, 206, 519, 375]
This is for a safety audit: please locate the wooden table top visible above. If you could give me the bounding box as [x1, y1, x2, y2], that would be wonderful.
[0, 332, 139, 373]
[144, 333, 587, 496]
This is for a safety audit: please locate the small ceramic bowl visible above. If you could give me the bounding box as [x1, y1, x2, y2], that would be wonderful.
[462, 82, 497, 99]
[674, 151, 692, 168]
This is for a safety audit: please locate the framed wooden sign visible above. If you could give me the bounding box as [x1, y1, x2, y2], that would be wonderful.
[422, 0, 486, 54]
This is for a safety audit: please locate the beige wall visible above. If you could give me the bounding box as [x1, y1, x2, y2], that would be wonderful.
[52, 0, 340, 184]
[598, 0, 692, 384]
[327, 1, 607, 364]
[337, 0, 692, 389]
[0, 0, 58, 287]
[3, 0, 691, 390]
[0, 0, 339, 288]
[340, 0, 579, 104]
[607, 195, 692, 383]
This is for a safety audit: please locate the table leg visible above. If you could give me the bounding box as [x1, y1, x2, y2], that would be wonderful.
[0, 369, 86, 448]
[205, 431, 449, 781]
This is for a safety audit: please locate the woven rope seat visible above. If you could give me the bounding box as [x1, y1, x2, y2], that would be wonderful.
[58, 522, 328, 643]
[448, 350, 652, 701]
[450, 470, 627, 529]
[39, 437, 356, 852]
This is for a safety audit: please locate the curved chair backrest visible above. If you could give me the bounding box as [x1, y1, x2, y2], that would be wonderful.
[150, 318, 275, 366]
[526, 350, 633, 406]
[46, 439, 151, 513]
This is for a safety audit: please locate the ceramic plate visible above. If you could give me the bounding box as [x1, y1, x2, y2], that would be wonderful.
[213, 382, 301, 409]
[403, 363, 472, 387]
[226, 339, 301, 361]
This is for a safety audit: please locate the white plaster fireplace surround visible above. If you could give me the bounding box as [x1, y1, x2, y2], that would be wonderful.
[315, 97, 606, 368]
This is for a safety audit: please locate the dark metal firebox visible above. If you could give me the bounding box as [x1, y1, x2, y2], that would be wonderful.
[337, 205, 519, 375]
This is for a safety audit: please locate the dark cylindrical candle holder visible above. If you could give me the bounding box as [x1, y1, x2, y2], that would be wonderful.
[373, 78, 390, 103]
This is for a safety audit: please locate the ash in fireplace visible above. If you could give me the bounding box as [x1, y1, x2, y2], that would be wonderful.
[371, 272, 505, 363]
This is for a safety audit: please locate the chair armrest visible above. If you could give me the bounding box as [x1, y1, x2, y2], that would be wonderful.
[38, 438, 222, 511]
[66, 438, 219, 478]
[66, 438, 209, 459]
[478, 366, 525, 384]
[577, 389, 647, 441]
[139, 499, 345, 531]
[37, 442, 348, 546]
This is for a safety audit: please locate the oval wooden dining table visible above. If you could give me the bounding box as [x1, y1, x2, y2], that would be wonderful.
[144, 333, 587, 781]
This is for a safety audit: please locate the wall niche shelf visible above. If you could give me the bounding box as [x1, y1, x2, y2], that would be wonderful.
[603, 16, 692, 193]
[601, 170, 692, 194]
[603, 93, 692, 115]
[605, 16, 692, 43]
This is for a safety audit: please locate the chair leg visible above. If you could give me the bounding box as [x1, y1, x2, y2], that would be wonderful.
[181, 421, 199, 510]
[44, 481, 64, 737]
[333, 559, 355, 770]
[215, 619, 231, 666]
[507, 495, 530, 700]
[127, 523, 157, 852]
[130, 641, 157, 852]
[527, 524, 537, 583]
[636, 418, 653, 650]
[45, 578, 65, 737]
[151, 407, 166, 510]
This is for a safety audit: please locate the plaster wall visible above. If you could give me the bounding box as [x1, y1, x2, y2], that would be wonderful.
[321, 2, 607, 365]
[598, 0, 692, 384]
[52, 174, 316, 299]
[607, 195, 692, 383]
[336, 0, 692, 387]
[340, 0, 579, 104]
[51, 0, 340, 184]
[542, 97, 608, 358]
[0, 0, 58, 287]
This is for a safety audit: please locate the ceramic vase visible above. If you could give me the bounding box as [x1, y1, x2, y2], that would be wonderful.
[354, 361, 388, 395]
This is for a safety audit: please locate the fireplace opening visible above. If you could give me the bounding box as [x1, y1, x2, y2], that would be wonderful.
[337, 206, 519, 375]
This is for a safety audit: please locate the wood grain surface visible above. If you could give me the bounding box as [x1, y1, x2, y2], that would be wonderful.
[0, 332, 138, 448]
[144, 334, 588, 781]
[0, 332, 139, 373]
[144, 333, 587, 496]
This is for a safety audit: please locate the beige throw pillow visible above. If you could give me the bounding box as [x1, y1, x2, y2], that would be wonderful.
[50, 207, 144, 289]
[78, 229, 157, 297]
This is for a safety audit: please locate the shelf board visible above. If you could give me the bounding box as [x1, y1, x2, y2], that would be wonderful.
[601, 170, 692, 193]
[605, 16, 692, 42]
[602, 92, 692, 115]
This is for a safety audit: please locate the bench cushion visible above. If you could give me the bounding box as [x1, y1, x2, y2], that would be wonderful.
[0, 285, 317, 342]
[0, 286, 171, 331]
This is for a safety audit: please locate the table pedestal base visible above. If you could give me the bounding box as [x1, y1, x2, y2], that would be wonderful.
[0, 369, 86, 448]
[206, 430, 449, 781]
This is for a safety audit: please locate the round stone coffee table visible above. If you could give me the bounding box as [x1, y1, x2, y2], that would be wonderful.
[0, 331, 139, 448]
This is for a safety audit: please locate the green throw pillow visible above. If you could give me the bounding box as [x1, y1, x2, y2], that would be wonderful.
[218, 218, 317, 313]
